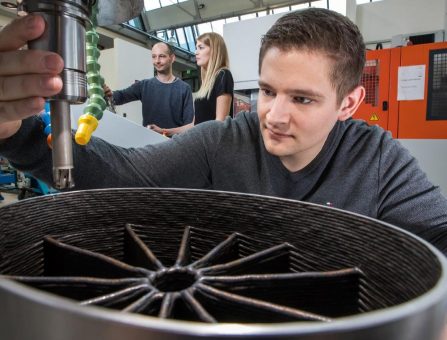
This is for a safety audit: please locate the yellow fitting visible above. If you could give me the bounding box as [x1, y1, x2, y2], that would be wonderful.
[75, 114, 99, 145]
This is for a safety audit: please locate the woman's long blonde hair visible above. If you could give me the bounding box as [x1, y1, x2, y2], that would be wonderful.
[195, 32, 230, 100]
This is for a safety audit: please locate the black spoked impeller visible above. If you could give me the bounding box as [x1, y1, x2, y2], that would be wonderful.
[3, 224, 364, 323]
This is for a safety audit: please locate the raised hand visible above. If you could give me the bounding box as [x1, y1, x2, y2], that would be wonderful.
[103, 83, 113, 98]
[0, 14, 63, 141]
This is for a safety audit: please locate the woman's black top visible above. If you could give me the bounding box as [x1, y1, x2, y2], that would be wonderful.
[194, 68, 234, 125]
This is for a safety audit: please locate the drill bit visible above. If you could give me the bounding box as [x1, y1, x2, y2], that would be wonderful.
[50, 100, 74, 189]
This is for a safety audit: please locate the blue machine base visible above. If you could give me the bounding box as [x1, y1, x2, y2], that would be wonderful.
[0, 171, 16, 185]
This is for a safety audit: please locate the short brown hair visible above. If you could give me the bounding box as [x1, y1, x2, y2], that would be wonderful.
[259, 8, 365, 104]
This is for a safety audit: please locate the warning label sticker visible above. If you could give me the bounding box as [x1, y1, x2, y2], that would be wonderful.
[370, 113, 379, 121]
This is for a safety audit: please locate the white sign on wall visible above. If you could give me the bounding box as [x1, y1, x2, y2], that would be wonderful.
[397, 65, 426, 101]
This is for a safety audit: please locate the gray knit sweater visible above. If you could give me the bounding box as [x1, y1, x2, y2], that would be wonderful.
[112, 77, 194, 128]
[1, 112, 446, 253]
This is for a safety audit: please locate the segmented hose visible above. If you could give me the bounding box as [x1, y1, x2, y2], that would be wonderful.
[75, 1, 106, 145]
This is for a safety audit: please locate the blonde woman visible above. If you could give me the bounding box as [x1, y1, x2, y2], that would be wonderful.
[150, 32, 234, 136]
[193, 32, 234, 124]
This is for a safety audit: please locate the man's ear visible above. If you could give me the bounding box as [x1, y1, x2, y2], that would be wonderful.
[336, 85, 365, 121]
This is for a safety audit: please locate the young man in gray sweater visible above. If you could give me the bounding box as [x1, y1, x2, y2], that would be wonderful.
[0, 9, 446, 255]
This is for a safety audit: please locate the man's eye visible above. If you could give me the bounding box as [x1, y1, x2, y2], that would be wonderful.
[294, 97, 312, 104]
[261, 89, 274, 97]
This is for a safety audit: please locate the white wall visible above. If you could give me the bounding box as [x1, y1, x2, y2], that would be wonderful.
[399, 140, 447, 196]
[99, 38, 153, 125]
[99, 48, 116, 95]
[223, 13, 282, 90]
[355, 0, 446, 44]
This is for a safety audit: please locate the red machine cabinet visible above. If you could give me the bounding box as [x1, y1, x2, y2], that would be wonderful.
[355, 42, 447, 138]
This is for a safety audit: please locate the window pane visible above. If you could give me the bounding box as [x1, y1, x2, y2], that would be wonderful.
[272, 6, 290, 14]
[356, 0, 371, 3]
[176, 28, 188, 50]
[291, 3, 310, 10]
[329, 0, 346, 15]
[256, 11, 267, 17]
[193, 25, 200, 37]
[225, 16, 239, 24]
[311, 0, 328, 8]
[211, 19, 225, 35]
[168, 30, 178, 46]
[160, 0, 176, 7]
[144, 0, 161, 10]
[127, 18, 143, 30]
[156, 30, 167, 41]
[240, 13, 257, 20]
[197, 22, 213, 35]
[184, 26, 196, 52]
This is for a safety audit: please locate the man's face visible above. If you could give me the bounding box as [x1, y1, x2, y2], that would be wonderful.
[151, 44, 174, 74]
[258, 47, 350, 172]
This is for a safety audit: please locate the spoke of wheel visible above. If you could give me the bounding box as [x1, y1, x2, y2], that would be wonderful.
[80, 283, 150, 306]
[202, 268, 363, 318]
[3, 275, 147, 302]
[191, 233, 240, 269]
[2, 276, 143, 285]
[124, 224, 164, 270]
[159, 292, 179, 318]
[203, 268, 362, 284]
[200, 243, 294, 275]
[175, 226, 192, 266]
[122, 290, 161, 313]
[181, 290, 216, 323]
[196, 283, 331, 322]
[44, 236, 146, 278]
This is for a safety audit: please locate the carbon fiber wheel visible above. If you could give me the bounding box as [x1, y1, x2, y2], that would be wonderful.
[0, 188, 446, 340]
[4, 224, 364, 323]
